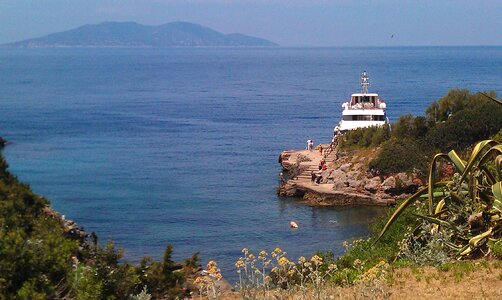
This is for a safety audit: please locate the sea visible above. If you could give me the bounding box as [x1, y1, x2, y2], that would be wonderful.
[1, 46, 501, 281]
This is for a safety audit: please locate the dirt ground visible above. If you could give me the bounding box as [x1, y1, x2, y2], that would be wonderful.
[386, 263, 502, 300]
[212, 261, 502, 300]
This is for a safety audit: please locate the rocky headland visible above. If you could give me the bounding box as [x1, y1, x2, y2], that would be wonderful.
[278, 142, 422, 206]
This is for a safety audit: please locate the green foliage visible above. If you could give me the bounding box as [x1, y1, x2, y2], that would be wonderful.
[425, 99, 502, 150]
[0, 152, 76, 298]
[0, 150, 198, 299]
[339, 125, 390, 149]
[368, 89, 501, 175]
[491, 129, 502, 143]
[393, 114, 429, 139]
[490, 240, 502, 259]
[138, 245, 188, 299]
[425, 89, 484, 122]
[332, 201, 419, 284]
[378, 140, 502, 262]
[71, 264, 103, 300]
[369, 138, 427, 175]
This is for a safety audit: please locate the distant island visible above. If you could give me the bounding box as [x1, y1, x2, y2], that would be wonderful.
[2, 21, 278, 48]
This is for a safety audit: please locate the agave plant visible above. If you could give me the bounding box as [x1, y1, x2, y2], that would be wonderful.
[378, 92, 502, 260]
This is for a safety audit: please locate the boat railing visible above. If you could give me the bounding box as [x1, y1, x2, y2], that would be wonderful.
[349, 102, 378, 109]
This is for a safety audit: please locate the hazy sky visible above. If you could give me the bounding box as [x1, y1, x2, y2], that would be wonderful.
[1, 0, 501, 46]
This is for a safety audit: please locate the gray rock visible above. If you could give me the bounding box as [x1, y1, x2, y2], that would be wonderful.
[395, 172, 414, 188]
[345, 171, 358, 180]
[332, 179, 347, 190]
[364, 177, 381, 193]
[340, 163, 352, 172]
[346, 179, 359, 188]
[331, 170, 345, 178]
[381, 176, 396, 191]
[353, 163, 364, 170]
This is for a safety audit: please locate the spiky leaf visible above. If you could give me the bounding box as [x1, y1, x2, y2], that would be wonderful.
[377, 188, 428, 241]
[492, 181, 502, 213]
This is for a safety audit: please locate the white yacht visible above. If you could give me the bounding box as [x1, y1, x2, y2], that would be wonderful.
[336, 71, 389, 132]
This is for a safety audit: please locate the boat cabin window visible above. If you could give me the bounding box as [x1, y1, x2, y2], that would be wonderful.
[343, 115, 386, 121]
[351, 96, 377, 106]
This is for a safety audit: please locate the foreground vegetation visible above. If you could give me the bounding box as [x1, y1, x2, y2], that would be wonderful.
[0, 149, 201, 299]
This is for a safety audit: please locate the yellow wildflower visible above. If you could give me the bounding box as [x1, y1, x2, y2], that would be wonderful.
[328, 264, 338, 272]
[311, 255, 323, 265]
[235, 259, 245, 269]
[278, 257, 290, 266]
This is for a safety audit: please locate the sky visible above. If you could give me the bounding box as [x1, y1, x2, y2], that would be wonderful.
[0, 0, 501, 46]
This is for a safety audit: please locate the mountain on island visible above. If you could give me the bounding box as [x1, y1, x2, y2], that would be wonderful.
[3, 21, 278, 48]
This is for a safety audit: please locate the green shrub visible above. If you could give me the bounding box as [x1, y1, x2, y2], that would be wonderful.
[369, 89, 501, 175]
[369, 138, 427, 175]
[333, 201, 420, 284]
[492, 129, 502, 143]
[393, 114, 429, 139]
[425, 99, 502, 151]
[491, 240, 502, 259]
[425, 89, 487, 122]
[340, 126, 390, 149]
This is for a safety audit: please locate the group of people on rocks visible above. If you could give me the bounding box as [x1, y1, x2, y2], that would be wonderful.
[305, 133, 342, 184]
[311, 159, 333, 184]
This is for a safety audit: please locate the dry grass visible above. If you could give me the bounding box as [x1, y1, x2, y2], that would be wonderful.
[214, 261, 502, 300]
[385, 262, 502, 300]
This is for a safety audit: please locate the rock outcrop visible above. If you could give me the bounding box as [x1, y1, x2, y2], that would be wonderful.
[278, 145, 421, 207]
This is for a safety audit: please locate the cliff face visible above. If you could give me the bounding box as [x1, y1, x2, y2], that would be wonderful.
[278, 146, 422, 206]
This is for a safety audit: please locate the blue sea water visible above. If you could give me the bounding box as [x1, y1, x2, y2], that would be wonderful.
[0, 47, 501, 280]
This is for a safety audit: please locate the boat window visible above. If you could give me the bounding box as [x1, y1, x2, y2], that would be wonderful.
[344, 115, 382, 121]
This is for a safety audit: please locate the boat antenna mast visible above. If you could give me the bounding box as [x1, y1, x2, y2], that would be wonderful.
[360, 71, 369, 94]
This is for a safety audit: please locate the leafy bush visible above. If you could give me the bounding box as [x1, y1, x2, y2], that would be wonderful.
[493, 129, 502, 143]
[425, 89, 487, 122]
[368, 138, 427, 175]
[369, 89, 501, 175]
[393, 114, 429, 139]
[378, 140, 502, 262]
[339, 125, 390, 149]
[425, 99, 502, 150]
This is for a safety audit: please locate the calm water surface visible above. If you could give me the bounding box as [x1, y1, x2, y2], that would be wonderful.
[1, 47, 501, 280]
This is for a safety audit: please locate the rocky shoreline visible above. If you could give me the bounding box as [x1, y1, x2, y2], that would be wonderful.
[278, 143, 422, 206]
[0, 137, 91, 247]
